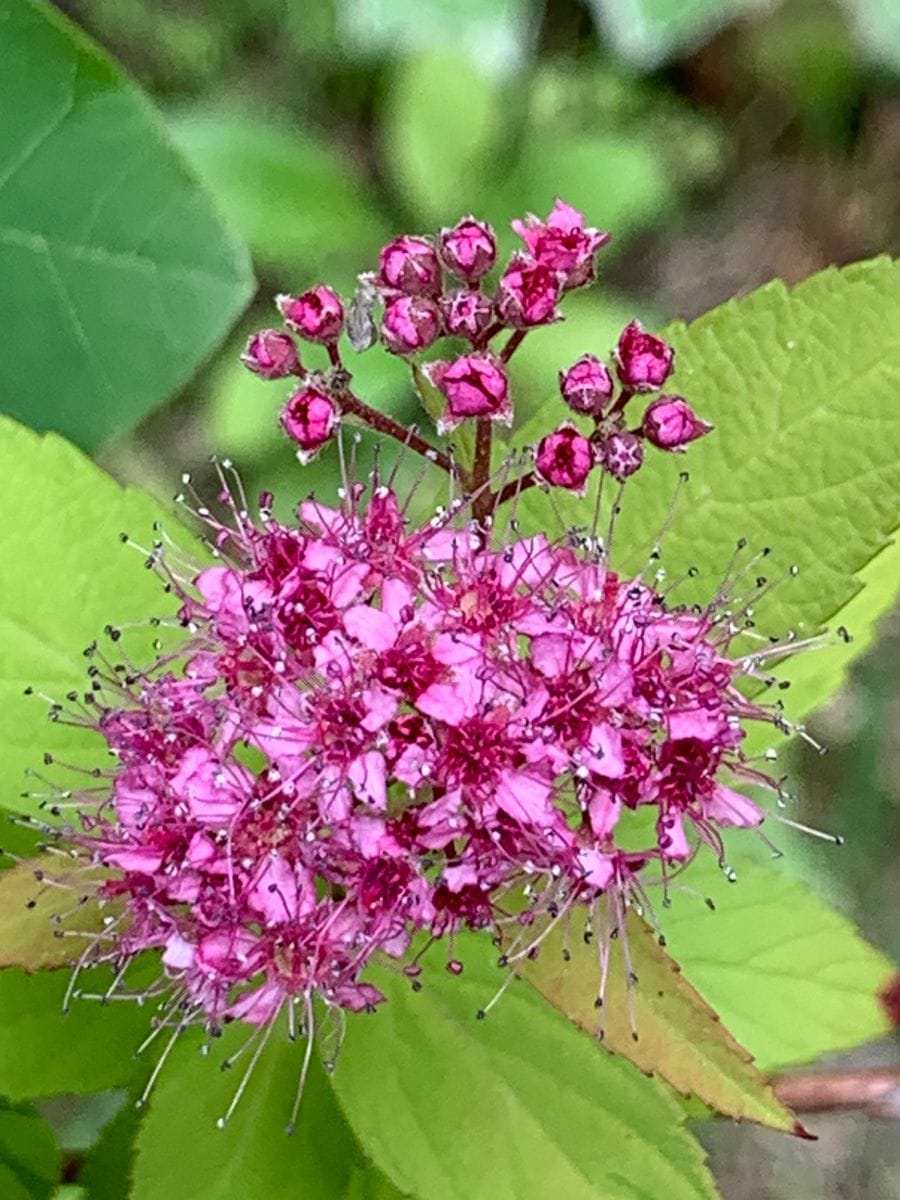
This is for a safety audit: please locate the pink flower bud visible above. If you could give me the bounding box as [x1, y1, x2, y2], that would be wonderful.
[559, 354, 614, 416]
[241, 329, 301, 380]
[600, 431, 644, 481]
[642, 395, 713, 451]
[495, 256, 562, 328]
[426, 354, 511, 434]
[440, 289, 494, 341]
[511, 198, 610, 288]
[379, 236, 441, 297]
[280, 385, 339, 462]
[439, 216, 496, 282]
[535, 425, 595, 492]
[381, 295, 440, 356]
[277, 287, 344, 343]
[614, 320, 674, 392]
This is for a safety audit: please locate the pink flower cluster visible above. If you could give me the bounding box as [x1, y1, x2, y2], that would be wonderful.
[66, 477, 791, 1043]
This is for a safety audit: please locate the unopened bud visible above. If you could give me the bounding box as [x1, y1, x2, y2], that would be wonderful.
[600, 431, 644, 481]
[535, 425, 595, 492]
[381, 295, 440, 356]
[277, 287, 344, 344]
[559, 354, 614, 416]
[495, 257, 562, 328]
[614, 320, 674, 392]
[241, 329, 301, 380]
[439, 217, 496, 282]
[425, 353, 511, 434]
[642, 395, 713, 450]
[280, 386, 339, 462]
[440, 289, 494, 341]
[379, 236, 441, 297]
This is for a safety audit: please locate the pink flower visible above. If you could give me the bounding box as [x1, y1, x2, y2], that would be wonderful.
[614, 320, 674, 392]
[642, 395, 713, 450]
[277, 286, 344, 343]
[599, 430, 644, 480]
[439, 216, 496, 282]
[378, 235, 441, 297]
[241, 329, 301, 379]
[426, 353, 511, 433]
[512, 198, 610, 287]
[535, 425, 595, 492]
[440, 289, 494, 341]
[495, 256, 562, 327]
[381, 295, 440, 355]
[559, 354, 614, 416]
[280, 385, 339, 462]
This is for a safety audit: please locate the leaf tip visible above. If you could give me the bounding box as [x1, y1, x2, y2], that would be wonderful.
[791, 1120, 818, 1142]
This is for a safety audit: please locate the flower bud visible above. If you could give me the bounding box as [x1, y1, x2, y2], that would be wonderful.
[241, 329, 301, 380]
[511, 198, 610, 288]
[495, 256, 562, 328]
[277, 287, 344, 343]
[559, 354, 614, 416]
[642, 396, 713, 451]
[378, 236, 441, 297]
[280, 385, 339, 462]
[535, 425, 595, 492]
[425, 354, 511, 434]
[600, 431, 644, 481]
[440, 289, 494, 341]
[381, 295, 440, 356]
[614, 320, 674, 392]
[439, 217, 496, 282]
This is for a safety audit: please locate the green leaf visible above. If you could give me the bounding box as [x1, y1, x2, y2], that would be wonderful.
[521, 259, 900, 729]
[331, 934, 719, 1200]
[591, 0, 771, 68]
[76, 1099, 140, 1200]
[517, 907, 800, 1133]
[130, 1025, 401, 1200]
[0, 969, 148, 1099]
[0, 858, 108, 972]
[169, 107, 389, 289]
[0, 416, 187, 818]
[660, 852, 897, 1070]
[0, 0, 253, 451]
[380, 53, 503, 226]
[0, 1099, 61, 1200]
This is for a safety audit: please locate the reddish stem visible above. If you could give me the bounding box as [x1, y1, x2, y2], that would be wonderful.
[499, 329, 527, 363]
[335, 388, 453, 474]
[490, 469, 539, 513]
[471, 417, 494, 522]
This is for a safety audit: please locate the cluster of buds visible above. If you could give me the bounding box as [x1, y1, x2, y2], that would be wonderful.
[30, 199, 820, 1124]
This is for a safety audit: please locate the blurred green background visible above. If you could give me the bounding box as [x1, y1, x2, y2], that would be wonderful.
[44, 0, 900, 1195]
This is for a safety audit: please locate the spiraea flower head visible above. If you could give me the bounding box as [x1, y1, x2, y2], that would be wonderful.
[31, 198, 828, 1128]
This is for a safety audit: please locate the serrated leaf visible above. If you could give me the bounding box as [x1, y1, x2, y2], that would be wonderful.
[517, 906, 799, 1133]
[0, 416, 188, 818]
[130, 1026, 400, 1200]
[0, 0, 253, 450]
[0, 1099, 61, 1200]
[0, 857, 108, 972]
[521, 259, 900, 732]
[0, 969, 148, 1098]
[330, 933, 718, 1200]
[660, 851, 896, 1070]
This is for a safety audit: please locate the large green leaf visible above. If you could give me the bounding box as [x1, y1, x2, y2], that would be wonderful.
[0, 969, 148, 1099]
[0, 0, 253, 450]
[520, 258, 900, 729]
[661, 851, 896, 1070]
[517, 908, 799, 1133]
[0, 1100, 60, 1200]
[331, 933, 718, 1200]
[169, 108, 389, 289]
[130, 1026, 405, 1200]
[0, 416, 187, 817]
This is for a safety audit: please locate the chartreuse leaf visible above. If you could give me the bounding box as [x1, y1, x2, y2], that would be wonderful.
[0, 416, 189, 818]
[0, 969, 149, 1099]
[0, 857, 109, 972]
[0, 1099, 61, 1200]
[130, 1026, 405, 1200]
[517, 907, 799, 1134]
[522, 258, 900, 728]
[659, 851, 897, 1071]
[330, 932, 718, 1200]
[0, 0, 253, 450]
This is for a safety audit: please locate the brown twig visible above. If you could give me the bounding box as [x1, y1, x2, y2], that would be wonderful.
[772, 1067, 900, 1118]
[334, 387, 453, 474]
